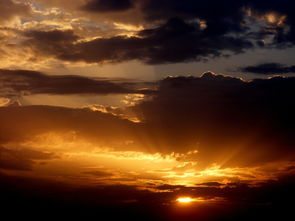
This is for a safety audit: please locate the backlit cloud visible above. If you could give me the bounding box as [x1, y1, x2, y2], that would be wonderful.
[1, 73, 295, 183]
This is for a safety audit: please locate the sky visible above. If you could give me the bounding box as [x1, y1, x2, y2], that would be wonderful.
[1, 1, 295, 220]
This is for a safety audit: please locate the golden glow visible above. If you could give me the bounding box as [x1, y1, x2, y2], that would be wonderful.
[244, 8, 287, 27]
[2, 132, 290, 190]
[265, 13, 286, 26]
[176, 197, 196, 204]
[113, 22, 144, 37]
[0, 97, 10, 106]
[113, 22, 144, 32]
[199, 19, 207, 30]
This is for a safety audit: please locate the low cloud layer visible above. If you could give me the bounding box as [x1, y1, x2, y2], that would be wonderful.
[1, 73, 295, 169]
[240, 63, 295, 75]
[0, 69, 151, 98]
[0, 105, 138, 146]
[1, 169, 295, 220]
[0, 146, 55, 171]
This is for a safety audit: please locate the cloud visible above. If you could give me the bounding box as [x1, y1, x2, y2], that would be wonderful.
[24, 19, 253, 64]
[0, 146, 55, 171]
[0, 0, 31, 24]
[82, 0, 134, 12]
[140, 0, 244, 27]
[131, 72, 295, 167]
[0, 69, 149, 98]
[23, 29, 79, 59]
[1, 1, 291, 66]
[1, 73, 295, 169]
[246, 0, 295, 45]
[196, 182, 224, 187]
[0, 97, 10, 106]
[4, 0, 291, 68]
[240, 62, 295, 75]
[0, 105, 139, 146]
[41, 0, 295, 47]
[1, 73, 295, 220]
[25, 29, 79, 44]
[83, 170, 114, 177]
[139, 0, 295, 45]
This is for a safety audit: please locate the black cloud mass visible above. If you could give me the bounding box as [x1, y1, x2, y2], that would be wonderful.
[240, 63, 295, 75]
[24, 18, 253, 64]
[132, 73, 295, 167]
[75, 0, 295, 64]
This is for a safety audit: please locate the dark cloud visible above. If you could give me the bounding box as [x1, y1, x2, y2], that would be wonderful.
[82, 0, 134, 12]
[0, 0, 31, 24]
[25, 29, 79, 43]
[140, 0, 295, 44]
[24, 0, 295, 66]
[80, 0, 295, 48]
[0, 146, 54, 171]
[196, 182, 224, 187]
[240, 63, 295, 75]
[9, 1, 292, 66]
[132, 73, 295, 167]
[79, 0, 295, 43]
[136, 18, 252, 64]
[135, 0, 294, 50]
[0, 69, 149, 97]
[83, 170, 114, 177]
[24, 29, 79, 58]
[24, 19, 253, 64]
[140, 0, 244, 30]
[0, 105, 140, 148]
[246, 0, 295, 45]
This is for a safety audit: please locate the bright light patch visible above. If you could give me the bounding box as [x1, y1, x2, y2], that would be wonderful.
[176, 197, 195, 204]
[0, 97, 10, 107]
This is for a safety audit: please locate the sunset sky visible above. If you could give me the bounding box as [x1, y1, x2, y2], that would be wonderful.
[1, 0, 295, 220]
